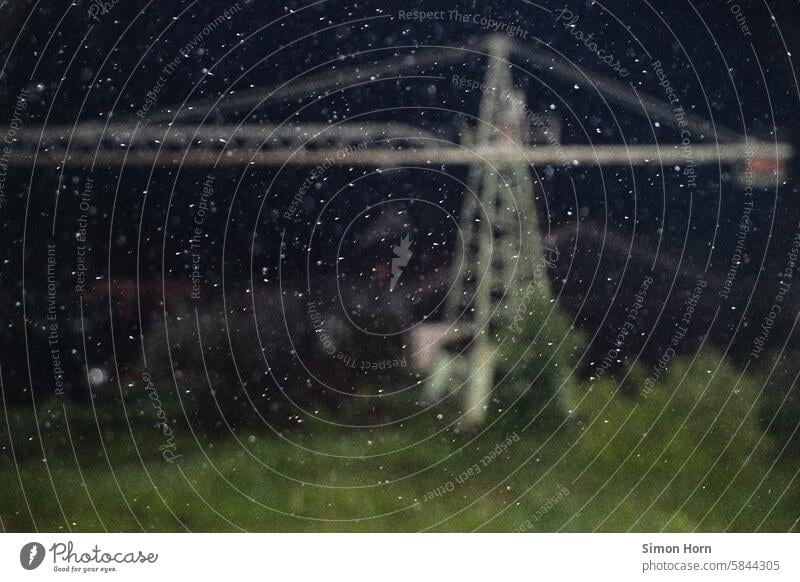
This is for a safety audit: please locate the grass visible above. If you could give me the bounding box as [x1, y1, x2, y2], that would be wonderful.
[1, 351, 798, 532]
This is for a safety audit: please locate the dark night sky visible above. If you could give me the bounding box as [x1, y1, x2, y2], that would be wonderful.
[2, 0, 800, 398]
[3, 0, 800, 283]
[3, 0, 799, 134]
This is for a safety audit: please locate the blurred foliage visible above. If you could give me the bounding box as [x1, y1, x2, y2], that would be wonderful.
[497, 285, 586, 428]
[561, 349, 797, 531]
[753, 352, 800, 460]
[2, 347, 796, 532]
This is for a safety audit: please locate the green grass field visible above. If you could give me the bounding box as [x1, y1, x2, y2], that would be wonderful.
[2, 352, 798, 532]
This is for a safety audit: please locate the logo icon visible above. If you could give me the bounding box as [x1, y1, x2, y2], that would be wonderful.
[20, 542, 45, 570]
[390, 234, 413, 292]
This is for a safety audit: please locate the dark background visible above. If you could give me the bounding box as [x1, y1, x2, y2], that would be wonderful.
[2, 0, 800, 405]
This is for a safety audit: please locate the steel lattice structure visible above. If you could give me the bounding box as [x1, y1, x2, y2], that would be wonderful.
[8, 34, 792, 426]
